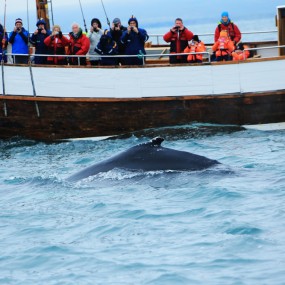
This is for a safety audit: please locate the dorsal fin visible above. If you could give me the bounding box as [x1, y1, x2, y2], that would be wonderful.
[151, 137, 164, 146]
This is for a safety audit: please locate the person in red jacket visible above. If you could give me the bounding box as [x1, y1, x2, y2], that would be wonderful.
[184, 35, 206, 63]
[212, 30, 235, 61]
[163, 18, 193, 64]
[69, 23, 90, 65]
[44, 25, 70, 65]
[214, 12, 241, 46]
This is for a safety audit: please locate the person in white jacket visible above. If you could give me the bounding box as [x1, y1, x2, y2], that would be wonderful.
[87, 18, 103, 65]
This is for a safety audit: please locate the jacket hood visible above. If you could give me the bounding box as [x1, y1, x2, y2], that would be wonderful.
[128, 16, 138, 28]
[91, 18, 102, 29]
[37, 18, 46, 28]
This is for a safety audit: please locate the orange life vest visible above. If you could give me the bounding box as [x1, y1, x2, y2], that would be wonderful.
[232, 45, 250, 61]
[212, 36, 235, 57]
[184, 41, 206, 62]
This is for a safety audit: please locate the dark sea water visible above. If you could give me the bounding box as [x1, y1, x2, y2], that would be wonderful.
[1, 124, 285, 285]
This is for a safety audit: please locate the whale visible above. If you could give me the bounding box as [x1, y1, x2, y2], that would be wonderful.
[68, 137, 220, 182]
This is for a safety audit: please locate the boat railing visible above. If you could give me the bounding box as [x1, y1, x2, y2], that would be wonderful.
[2, 43, 285, 67]
[2, 51, 212, 66]
[1, 43, 285, 67]
[244, 45, 285, 52]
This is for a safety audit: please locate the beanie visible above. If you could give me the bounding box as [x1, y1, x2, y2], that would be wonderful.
[237, 43, 244, 50]
[221, 11, 229, 18]
[91, 18, 102, 29]
[15, 18, 23, 25]
[192, 35, 200, 42]
[113, 18, 121, 25]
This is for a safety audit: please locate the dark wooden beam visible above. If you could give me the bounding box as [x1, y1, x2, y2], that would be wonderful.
[35, 0, 51, 30]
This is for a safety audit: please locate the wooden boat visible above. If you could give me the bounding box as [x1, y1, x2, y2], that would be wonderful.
[1, 2, 285, 140]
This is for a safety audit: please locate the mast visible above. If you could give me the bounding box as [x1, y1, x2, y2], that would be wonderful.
[35, 0, 51, 30]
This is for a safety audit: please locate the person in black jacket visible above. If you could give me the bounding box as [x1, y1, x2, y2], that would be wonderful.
[30, 18, 51, 64]
[0, 23, 8, 62]
[95, 30, 118, 66]
[110, 18, 127, 64]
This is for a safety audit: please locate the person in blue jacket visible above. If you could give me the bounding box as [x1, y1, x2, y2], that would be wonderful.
[30, 18, 51, 64]
[120, 16, 149, 65]
[0, 23, 8, 63]
[95, 30, 118, 66]
[8, 18, 29, 64]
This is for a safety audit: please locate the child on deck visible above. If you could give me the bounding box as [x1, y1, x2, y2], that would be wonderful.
[212, 30, 235, 61]
[184, 35, 206, 64]
[232, 43, 250, 61]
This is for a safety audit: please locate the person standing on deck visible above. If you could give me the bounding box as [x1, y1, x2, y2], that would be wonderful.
[44, 25, 70, 65]
[163, 18, 194, 64]
[87, 18, 103, 66]
[69, 23, 90, 65]
[214, 12, 241, 46]
[0, 23, 8, 63]
[8, 18, 29, 64]
[95, 30, 118, 66]
[120, 16, 149, 66]
[30, 18, 51, 64]
[110, 18, 127, 64]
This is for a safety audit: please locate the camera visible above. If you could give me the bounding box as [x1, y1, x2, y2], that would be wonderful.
[114, 23, 119, 28]
[175, 26, 180, 31]
[17, 28, 21, 32]
[130, 27, 134, 31]
[38, 28, 43, 33]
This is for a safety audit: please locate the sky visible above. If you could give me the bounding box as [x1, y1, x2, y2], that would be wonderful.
[0, 0, 284, 34]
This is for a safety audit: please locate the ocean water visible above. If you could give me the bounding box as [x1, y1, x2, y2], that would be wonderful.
[1, 124, 285, 285]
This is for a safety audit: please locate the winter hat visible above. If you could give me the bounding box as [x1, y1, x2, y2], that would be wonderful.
[15, 18, 23, 25]
[221, 11, 229, 18]
[36, 18, 46, 27]
[192, 35, 200, 42]
[113, 18, 121, 25]
[237, 43, 244, 50]
[128, 15, 138, 27]
[91, 18, 102, 29]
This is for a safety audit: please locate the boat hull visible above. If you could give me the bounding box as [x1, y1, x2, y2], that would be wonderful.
[1, 89, 285, 140]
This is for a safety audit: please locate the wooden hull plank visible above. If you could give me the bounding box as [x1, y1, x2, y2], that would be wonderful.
[1, 90, 285, 140]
